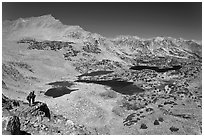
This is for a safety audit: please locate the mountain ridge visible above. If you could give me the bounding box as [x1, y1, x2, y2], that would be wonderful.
[3, 14, 202, 43]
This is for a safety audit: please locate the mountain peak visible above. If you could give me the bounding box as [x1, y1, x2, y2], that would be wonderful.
[4, 14, 64, 29]
[38, 14, 54, 18]
[2, 14, 90, 41]
[32, 14, 59, 22]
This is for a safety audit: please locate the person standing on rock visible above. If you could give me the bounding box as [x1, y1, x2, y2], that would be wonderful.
[26, 92, 32, 106]
[26, 91, 36, 106]
[31, 91, 36, 106]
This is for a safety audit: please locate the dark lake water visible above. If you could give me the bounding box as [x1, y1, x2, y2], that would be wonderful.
[44, 87, 77, 98]
[75, 79, 144, 95]
[78, 70, 114, 77]
[130, 65, 182, 73]
[45, 81, 76, 98]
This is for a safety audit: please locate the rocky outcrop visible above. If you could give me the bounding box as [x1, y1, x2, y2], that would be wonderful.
[2, 95, 96, 135]
[75, 59, 123, 73]
[19, 102, 50, 119]
[18, 39, 74, 51]
[2, 94, 13, 110]
[2, 94, 20, 110]
[2, 109, 21, 135]
[83, 41, 101, 54]
[63, 49, 80, 60]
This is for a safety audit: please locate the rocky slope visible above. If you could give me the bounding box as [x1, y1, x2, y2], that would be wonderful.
[2, 94, 97, 135]
[2, 15, 202, 135]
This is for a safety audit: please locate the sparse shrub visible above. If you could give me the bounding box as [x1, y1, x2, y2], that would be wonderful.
[140, 123, 148, 129]
[169, 126, 179, 132]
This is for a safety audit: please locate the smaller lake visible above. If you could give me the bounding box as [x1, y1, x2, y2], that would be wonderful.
[75, 79, 144, 95]
[130, 65, 182, 73]
[45, 87, 77, 98]
[45, 81, 77, 98]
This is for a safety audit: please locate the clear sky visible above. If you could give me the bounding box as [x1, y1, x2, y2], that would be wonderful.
[2, 2, 202, 40]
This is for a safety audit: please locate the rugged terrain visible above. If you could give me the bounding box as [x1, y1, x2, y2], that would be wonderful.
[2, 15, 202, 135]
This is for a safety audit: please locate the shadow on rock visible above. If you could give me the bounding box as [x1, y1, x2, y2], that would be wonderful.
[20, 130, 31, 135]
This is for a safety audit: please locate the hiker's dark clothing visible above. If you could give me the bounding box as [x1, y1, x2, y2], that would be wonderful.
[26, 92, 32, 106]
[26, 91, 36, 106]
[32, 93, 36, 105]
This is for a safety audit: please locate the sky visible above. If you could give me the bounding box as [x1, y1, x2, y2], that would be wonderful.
[2, 2, 202, 40]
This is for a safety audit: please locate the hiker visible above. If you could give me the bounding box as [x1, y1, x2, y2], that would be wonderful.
[26, 92, 32, 106]
[31, 91, 36, 105]
[26, 91, 36, 106]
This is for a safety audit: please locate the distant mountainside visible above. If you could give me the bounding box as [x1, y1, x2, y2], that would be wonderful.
[3, 14, 201, 55]
[3, 14, 92, 41]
